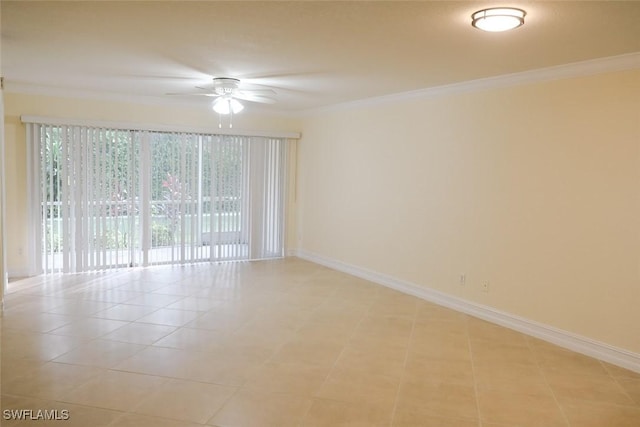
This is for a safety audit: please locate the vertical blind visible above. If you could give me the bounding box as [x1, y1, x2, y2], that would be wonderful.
[26, 123, 287, 274]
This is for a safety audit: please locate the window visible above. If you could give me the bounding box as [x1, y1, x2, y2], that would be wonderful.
[26, 122, 288, 274]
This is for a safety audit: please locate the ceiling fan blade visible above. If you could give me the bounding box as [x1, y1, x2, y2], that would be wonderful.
[242, 70, 325, 81]
[241, 70, 325, 94]
[166, 92, 219, 97]
[165, 75, 280, 104]
[117, 74, 198, 80]
[237, 88, 277, 96]
[233, 93, 277, 104]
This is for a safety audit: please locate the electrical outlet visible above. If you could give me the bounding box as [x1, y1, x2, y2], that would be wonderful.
[459, 273, 466, 286]
[481, 281, 489, 292]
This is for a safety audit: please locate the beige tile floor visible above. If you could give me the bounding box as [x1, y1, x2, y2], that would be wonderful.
[1, 258, 639, 426]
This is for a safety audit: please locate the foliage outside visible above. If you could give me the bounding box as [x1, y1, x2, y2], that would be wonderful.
[42, 128, 244, 253]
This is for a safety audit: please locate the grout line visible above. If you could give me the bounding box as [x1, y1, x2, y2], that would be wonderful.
[388, 298, 419, 427]
[526, 336, 572, 427]
[465, 315, 484, 427]
[205, 385, 243, 425]
[601, 360, 639, 407]
[297, 277, 379, 424]
[239, 269, 335, 370]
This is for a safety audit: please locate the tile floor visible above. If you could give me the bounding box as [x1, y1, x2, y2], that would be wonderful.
[1, 258, 639, 426]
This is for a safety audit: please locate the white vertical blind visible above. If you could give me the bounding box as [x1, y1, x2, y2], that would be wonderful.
[26, 122, 288, 274]
[31, 125, 138, 273]
[248, 137, 286, 259]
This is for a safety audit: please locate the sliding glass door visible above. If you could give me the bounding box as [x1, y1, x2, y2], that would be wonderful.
[33, 125, 139, 272]
[144, 132, 250, 265]
[27, 123, 286, 274]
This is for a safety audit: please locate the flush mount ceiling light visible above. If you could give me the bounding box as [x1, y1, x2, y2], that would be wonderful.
[472, 7, 526, 32]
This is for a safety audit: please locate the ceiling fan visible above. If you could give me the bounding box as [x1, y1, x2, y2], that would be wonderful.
[169, 77, 276, 128]
[171, 77, 276, 109]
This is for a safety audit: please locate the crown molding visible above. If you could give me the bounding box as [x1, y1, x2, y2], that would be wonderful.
[303, 52, 640, 115]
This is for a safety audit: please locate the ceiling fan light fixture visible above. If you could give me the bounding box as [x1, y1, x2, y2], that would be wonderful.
[212, 96, 244, 115]
[472, 7, 526, 32]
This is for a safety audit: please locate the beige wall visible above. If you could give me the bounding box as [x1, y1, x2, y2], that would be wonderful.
[3, 92, 301, 274]
[297, 70, 640, 354]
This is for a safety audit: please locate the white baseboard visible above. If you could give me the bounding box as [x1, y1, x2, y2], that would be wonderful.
[286, 248, 299, 257]
[8, 267, 31, 279]
[294, 249, 640, 374]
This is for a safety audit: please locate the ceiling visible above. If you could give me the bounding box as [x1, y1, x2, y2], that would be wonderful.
[2, 1, 640, 113]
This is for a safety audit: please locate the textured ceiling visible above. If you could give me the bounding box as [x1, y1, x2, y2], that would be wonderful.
[2, 1, 640, 113]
